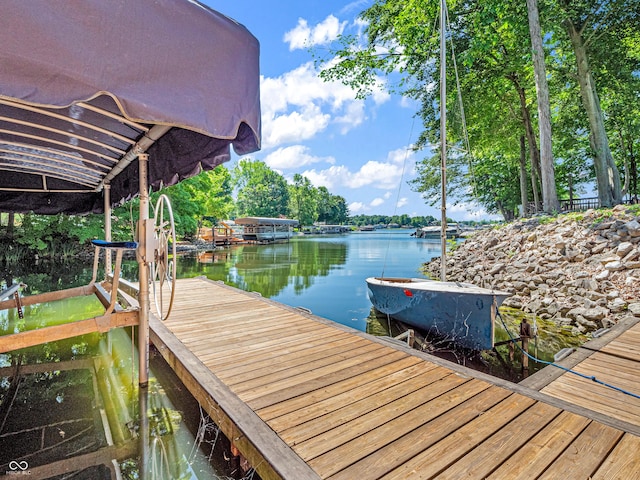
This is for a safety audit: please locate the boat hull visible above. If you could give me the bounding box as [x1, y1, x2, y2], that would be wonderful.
[366, 277, 510, 350]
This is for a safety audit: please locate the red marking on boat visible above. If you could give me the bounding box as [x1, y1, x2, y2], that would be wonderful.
[404, 289, 413, 297]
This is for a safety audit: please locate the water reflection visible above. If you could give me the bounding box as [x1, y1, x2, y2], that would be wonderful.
[180, 239, 348, 298]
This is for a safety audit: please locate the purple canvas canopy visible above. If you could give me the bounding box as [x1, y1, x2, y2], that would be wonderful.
[0, 0, 261, 214]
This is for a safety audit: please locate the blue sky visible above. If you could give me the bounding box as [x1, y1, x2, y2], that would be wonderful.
[206, 1, 494, 221]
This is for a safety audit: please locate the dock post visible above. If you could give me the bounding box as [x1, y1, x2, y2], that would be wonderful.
[520, 318, 532, 370]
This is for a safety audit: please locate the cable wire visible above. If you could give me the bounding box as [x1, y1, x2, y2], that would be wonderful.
[497, 310, 640, 400]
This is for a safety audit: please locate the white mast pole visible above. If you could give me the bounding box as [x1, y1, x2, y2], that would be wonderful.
[440, 0, 447, 282]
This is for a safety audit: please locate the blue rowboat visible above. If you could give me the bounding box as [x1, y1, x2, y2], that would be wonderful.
[366, 277, 511, 350]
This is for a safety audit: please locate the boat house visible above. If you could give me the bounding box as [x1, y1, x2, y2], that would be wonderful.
[235, 216, 298, 242]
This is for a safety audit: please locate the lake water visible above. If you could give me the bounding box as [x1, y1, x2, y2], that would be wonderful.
[180, 229, 440, 332]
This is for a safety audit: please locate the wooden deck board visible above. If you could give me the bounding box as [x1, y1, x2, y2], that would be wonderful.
[484, 411, 592, 479]
[525, 313, 640, 437]
[217, 336, 372, 382]
[433, 401, 562, 480]
[229, 342, 387, 390]
[206, 331, 354, 370]
[263, 360, 436, 430]
[258, 357, 435, 423]
[541, 375, 640, 426]
[591, 433, 640, 480]
[282, 370, 468, 449]
[245, 350, 411, 411]
[537, 421, 624, 480]
[379, 393, 537, 480]
[327, 386, 513, 480]
[148, 277, 640, 480]
[305, 379, 494, 477]
[196, 325, 328, 360]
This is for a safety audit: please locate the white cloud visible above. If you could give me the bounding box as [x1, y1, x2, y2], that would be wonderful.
[348, 201, 367, 213]
[348, 160, 402, 189]
[341, 1, 371, 15]
[370, 197, 385, 207]
[302, 165, 351, 189]
[284, 15, 347, 51]
[446, 202, 500, 221]
[263, 107, 330, 147]
[264, 145, 334, 170]
[260, 62, 391, 149]
[299, 144, 417, 193]
[333, 101, 366, 134]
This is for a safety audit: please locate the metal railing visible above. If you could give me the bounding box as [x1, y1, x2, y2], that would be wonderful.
[527, 196, 637, 214]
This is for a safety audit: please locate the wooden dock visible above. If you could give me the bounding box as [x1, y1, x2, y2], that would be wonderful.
[522, 316, 640, 432]
[150, 277, 640, 480]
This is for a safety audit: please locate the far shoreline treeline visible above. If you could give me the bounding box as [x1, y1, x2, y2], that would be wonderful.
[1, 158, 479, 262]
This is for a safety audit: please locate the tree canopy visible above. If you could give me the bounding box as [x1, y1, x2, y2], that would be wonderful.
[317, 0, 640, 219]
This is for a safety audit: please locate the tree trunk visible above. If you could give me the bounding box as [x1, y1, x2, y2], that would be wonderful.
[564, 19, 622, 207]
[509, 74, 541, 212]
[519, 136, 529, 217]
[526, 0, 559, 213]
[7, 212, 15, 238]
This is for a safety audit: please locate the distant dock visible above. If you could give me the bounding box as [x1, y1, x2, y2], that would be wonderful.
[150, 277, 640, 479]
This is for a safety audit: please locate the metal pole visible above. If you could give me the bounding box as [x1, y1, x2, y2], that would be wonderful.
[138, 385, 150, 480]
[440, 0, 447, 282]
[103, 183, 112, 277]
[137, 153, 150, 387]
[103, 183, 114, 355]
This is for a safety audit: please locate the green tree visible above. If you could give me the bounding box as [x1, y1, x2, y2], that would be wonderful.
[318, 0, 544, 220]
[329, 194, 349, 224]
[317, 187, 349, 224]
[289, 174, 319, 226]
[232, 159, 290, 218]
[553, 0, 639, 205]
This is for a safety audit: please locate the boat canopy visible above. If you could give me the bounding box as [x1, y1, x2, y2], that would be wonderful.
[235, 217, 299, 226]
[0, 0, 261, 215]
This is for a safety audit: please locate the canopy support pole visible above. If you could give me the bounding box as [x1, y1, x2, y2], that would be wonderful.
[137, 153, 150, 387]
[103, 183, 112, 277]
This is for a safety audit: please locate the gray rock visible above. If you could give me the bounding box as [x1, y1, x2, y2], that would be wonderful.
[604, 260, 624, 271]
[594, 270, 610, 280]
[628, 303, 640, 316]
[625, 219, 640, 237]
[566, 306, 609, 321]
[609, 297, 627, 313]
[616, 242, 634, 257]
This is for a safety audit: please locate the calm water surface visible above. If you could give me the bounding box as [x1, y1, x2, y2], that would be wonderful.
[180, 229, 440, 332]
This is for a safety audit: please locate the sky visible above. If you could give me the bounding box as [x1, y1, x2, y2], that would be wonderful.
[206, 1, 495, 221]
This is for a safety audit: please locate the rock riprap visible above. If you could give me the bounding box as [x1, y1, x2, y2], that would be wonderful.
[423, 205, 640, 335]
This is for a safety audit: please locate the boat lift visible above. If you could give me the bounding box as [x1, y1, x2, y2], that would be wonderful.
[0, 0, 261, 388]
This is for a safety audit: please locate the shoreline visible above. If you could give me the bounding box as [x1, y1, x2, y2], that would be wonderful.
[423, 204, 640, 336]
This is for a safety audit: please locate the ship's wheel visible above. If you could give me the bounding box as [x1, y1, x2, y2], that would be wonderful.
[150, 194, 176, 321]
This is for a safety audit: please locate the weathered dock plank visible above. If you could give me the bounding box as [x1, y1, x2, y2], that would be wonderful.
[522, 314, 640, 433]
[591, 433, 640, 480]
[150, 277, 640, 480]
[433, 400, 561, 480]
[258, 357, 429, 425]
